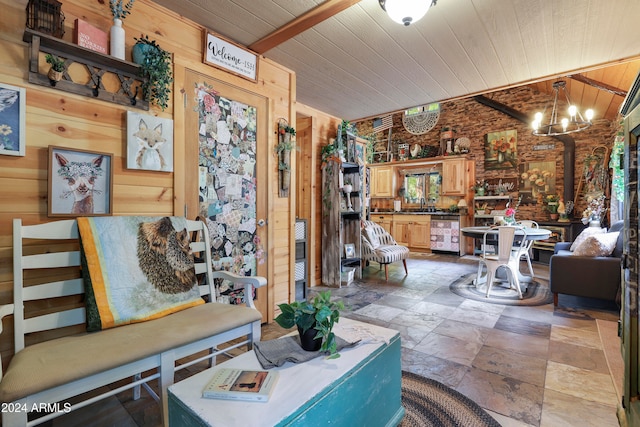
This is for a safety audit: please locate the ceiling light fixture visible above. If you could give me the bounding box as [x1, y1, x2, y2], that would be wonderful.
[379, 0, 437, 26]
[531, 80, 594, 136]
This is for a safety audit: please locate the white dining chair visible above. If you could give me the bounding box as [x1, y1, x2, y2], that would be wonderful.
[517, 220, 538, 278]
[477, 226, 528, 299]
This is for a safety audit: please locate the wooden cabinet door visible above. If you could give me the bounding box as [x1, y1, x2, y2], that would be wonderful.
[372, 214, 393, 234]
[392, 215, 430, 250]
[371, 166, 394, 197]
[392, 220, 410, 246]
[442, 158, 466, 195]
[411, 221, 431, 249]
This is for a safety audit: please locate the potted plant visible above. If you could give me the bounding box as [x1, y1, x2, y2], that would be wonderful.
[472, 179, 488, 196]
[132, 35, 173, 110]
[274, 291, 345, 359]
[544, 194, 560, 220]
[45, 53, 65, 85]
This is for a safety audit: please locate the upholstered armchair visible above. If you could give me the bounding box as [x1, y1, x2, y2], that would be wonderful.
[361, 220, 409, 281]
[549, 220, 623, 306]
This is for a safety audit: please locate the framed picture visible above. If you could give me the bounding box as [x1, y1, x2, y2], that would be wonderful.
[48, 146, 113, 217]
[518, 161, 556, 205]
[126, 111, 174, 172]
[344, 243, 356, 258]
[0, 83, 26, 156]
[484, 129, 517, 170]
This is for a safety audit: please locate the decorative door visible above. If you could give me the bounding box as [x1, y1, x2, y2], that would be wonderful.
[184, 71, 268, 318]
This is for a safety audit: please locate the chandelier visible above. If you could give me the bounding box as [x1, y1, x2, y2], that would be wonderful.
[378, 0, 437, 26]
[531, 80, 594, 136]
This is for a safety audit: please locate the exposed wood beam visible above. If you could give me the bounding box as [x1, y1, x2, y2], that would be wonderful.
[568, 74, 628, 97]
[248, 0, 363, 54]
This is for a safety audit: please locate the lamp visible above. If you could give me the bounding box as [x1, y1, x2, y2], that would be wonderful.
[531, 80, 594, 136]
[457, 198, 468, 214]
[379, 0, 437, 26]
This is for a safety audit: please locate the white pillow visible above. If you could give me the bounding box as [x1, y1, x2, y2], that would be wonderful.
[570, 227, 606, 252]
[364, 226, 381, 249]
[572, 232, 620, 257]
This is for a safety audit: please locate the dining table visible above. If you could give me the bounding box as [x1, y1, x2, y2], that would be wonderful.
[461, 225, 552, 285]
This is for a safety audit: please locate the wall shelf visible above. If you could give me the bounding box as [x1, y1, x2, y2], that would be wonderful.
[23, 28, 149, 110]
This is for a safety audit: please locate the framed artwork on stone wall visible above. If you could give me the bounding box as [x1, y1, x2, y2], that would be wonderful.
[518, 161, 556, 205]
[485, 129, 517, 170]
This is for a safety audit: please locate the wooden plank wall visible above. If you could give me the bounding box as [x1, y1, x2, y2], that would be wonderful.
[295, 104, 341, 287]
[0, 0, 298, 367]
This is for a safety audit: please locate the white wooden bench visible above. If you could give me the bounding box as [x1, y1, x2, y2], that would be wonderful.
[0, 218, 266, 426]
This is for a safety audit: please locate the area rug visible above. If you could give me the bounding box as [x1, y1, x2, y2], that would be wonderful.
[449, 273, 553, 306]
[401, 371, 500, 427]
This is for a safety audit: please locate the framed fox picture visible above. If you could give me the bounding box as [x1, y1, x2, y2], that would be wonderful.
[126, 111, 174, 172]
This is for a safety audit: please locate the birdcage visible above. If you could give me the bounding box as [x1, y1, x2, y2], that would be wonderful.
[26, 0, 65, 38]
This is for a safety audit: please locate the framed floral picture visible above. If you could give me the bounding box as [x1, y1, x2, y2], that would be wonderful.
[48, 146, 113, 217]
[0, 83, 26, 156]
[485, 130, 517, 170]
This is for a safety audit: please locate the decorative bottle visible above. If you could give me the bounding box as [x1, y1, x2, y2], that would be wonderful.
[110, 18, 125, 60]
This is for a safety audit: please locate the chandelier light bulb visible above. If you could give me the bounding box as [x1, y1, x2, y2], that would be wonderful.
[561, 118, 569, 132]
[585, 109, 594, 121]
[534, 111, 543, 122]
[568, 105, 577, 119]
[532, 120, 540, 131]
[379, 0, 434, 26]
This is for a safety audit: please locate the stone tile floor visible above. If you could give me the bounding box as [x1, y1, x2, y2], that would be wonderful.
[48, 253, 622, 427]
[317, 253, 622, 427]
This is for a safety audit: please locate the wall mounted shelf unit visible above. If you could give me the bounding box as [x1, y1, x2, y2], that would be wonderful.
[23, 29, 149, 110]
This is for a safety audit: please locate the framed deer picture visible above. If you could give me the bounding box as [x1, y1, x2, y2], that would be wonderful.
[48, 146, 113, 217]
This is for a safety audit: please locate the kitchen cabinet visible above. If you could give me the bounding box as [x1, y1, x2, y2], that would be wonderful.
[441, 158, 467, 195]
[392, 215, 430, 250]
[370, 165, 395, 198]
[370, 214, 393, 234]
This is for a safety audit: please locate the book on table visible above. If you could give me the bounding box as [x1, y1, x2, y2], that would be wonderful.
[202, 368, 279, 402]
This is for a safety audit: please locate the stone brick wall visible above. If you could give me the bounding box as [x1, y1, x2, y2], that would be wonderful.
[357, 85, 619, 224]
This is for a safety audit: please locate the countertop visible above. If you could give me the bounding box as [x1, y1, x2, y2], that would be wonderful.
[371, 211, 461, 217]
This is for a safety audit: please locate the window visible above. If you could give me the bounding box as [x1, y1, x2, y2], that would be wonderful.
[403, 170, 441, 205]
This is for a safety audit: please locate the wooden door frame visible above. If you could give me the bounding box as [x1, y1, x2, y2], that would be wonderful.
[175, 68, 271, 320]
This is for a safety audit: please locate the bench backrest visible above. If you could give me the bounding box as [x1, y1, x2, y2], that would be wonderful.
[12, 218, 215, 353]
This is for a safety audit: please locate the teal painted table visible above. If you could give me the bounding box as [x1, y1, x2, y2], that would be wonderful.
[168, 318, 404, 426]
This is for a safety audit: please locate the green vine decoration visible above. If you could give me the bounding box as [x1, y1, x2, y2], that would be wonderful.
[610, 122, 624, 202]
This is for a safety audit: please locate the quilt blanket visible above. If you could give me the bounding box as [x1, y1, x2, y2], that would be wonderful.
[78, 216, 204, 331]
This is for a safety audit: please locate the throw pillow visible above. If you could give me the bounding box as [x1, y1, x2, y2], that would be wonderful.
[572, 232, 620, 257]
[364, 226, 381, 249]
[570, 226, 606, 252]
[78, 216, 203, 331]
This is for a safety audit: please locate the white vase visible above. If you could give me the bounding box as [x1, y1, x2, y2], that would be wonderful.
[110, 18, 125, 60]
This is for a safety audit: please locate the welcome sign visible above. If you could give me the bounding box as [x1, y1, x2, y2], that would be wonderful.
[203, 30, 258, 82]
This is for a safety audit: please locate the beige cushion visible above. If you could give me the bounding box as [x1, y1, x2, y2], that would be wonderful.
[573, 232, 620, 257]
[570, 226, 606, 252]
[364, 226, 381, 249]
[0, 302, 262, 403]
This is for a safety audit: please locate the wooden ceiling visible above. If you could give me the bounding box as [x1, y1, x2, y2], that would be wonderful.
[154, 0, 640, 122]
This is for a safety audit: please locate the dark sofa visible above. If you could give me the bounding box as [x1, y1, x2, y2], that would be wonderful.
[549, 220, 623, 306]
